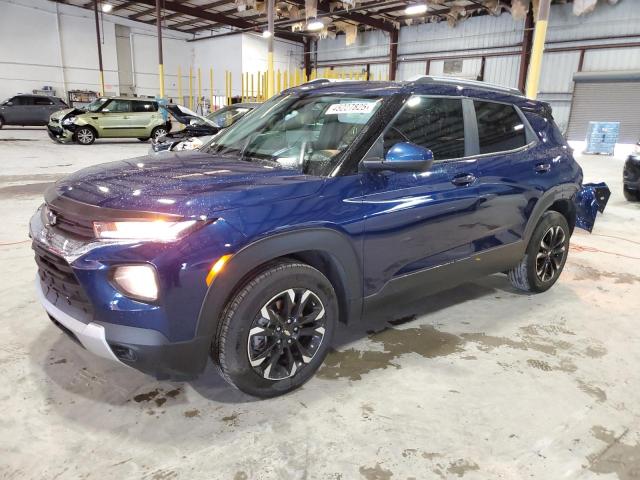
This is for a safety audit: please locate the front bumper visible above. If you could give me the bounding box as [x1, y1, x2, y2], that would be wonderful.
[36, 278, 121, 362]
[30, 204, 215, 379]
[47, 123, 74, 143]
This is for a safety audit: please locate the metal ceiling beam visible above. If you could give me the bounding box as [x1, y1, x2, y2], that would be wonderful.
[130, 0, 258, 29]
[129, 0, 303, 41]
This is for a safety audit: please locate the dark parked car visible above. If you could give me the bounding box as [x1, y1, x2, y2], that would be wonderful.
[0, 94, 67, 128]
[30, 77, 608, 398]
[623, 141, 640, 201]
[151, 103, 259, 153]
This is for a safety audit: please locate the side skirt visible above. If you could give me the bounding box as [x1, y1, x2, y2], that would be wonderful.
[362, 241, 525, 322]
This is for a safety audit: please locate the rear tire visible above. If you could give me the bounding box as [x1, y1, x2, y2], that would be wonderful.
[74, 126, 96, 145]
[211, 260, 338, 398]
[0, 116, 4, 129]
[623, 187, 639, 202]
[508, 211, 570, 293]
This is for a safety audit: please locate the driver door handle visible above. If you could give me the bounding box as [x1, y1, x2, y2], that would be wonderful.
[451, 173, 476, 186]
[535, 162, 551, 173]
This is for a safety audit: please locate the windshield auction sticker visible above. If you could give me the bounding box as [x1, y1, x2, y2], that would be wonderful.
[325, 102, 377, 115]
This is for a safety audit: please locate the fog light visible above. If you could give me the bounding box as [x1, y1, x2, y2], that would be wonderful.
[111, 265, 159, 302]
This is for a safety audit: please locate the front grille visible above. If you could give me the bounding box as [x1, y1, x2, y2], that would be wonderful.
[47, 204, 95, 239]
[34, 242, 93, 315]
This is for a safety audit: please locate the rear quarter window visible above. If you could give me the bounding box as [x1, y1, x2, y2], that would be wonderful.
[33, 97, 54, 105]
[133, 101, 158, 113]
[474, 101, 526, 154]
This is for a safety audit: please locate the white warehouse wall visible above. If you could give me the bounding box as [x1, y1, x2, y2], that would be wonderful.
[0, 0, 305, 106]
[316, 1, 640, 131]
[0, 0, 193, 101]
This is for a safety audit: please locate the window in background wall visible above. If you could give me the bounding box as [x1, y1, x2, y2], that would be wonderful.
[443, 59, 463, 75]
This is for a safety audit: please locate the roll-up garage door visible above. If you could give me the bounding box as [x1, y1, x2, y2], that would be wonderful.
[566, 71, 640, 143]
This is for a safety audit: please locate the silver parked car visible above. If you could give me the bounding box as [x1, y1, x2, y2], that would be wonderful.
[0, 94, 68, 128]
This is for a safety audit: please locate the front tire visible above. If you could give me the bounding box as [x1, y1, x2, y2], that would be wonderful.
[0, 116, 4, 129]
[74, 126, 96, 145]
[508, 211, 570, 293]
[212, 261, 338, 398]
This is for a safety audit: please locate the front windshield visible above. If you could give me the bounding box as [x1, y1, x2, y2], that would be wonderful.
[86, 98, 109, 112]
[207, 94, 383, 175]
[207, 105, 252, 128]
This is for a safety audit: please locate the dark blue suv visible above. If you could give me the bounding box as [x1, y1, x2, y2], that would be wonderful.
[30, 77, 607, 397]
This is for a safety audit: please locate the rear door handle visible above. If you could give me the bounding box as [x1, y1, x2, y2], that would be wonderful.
[535, 163, 551, 173]
[451, 173, 476, 186]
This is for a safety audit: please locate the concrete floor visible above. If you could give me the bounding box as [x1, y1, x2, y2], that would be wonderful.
[1, 127, 639, 480]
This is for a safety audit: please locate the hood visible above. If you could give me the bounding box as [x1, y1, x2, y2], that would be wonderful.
[50, 107, 81, 121]
[163, 104, 218, 128]
[50, 151, 323, 218]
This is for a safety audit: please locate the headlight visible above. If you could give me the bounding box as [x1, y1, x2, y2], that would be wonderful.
[62, 116, 76, 125]
[111, 264, 158, 302]
[93, 220, 201, 241]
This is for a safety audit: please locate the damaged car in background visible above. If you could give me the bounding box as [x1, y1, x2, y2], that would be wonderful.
[623, 140, 640, 201]
[47, 97, 169, 145]
[151, 103, 259, 153]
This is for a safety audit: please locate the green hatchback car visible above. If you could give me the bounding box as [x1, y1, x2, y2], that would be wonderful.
[47, 97, 170, 145]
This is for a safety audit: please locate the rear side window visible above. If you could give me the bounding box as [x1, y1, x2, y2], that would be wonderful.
[132, 101, 158, 112]
[384, 96, 465, 160]
[33, 97, 54, 105]
[474, 101, 526, 154]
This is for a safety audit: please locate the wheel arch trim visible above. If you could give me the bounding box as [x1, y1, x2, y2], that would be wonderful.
[195, 227, 363, 340]
[523, 183, 578, 244]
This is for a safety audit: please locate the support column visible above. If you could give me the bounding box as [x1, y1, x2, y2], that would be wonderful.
[525, 0, 551, 99]
[303, 39, 312, 81]
[389, 29, 398, 81]
[518, 6, 534, 93]
[93, 0, 105, 95]
[156, 0, 165, 98]
[267, 0, 275, 97]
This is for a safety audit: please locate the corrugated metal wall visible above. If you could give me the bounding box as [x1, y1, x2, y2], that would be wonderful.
[316, 1, 640, 133]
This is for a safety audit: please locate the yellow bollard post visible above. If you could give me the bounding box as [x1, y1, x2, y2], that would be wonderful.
[177, 66, 183, 105]
[229, 71, 233, 105]
[210, 67, 214, 111]
[276, 69, 281, 94]
[197, 68, 202, 112]
[251, 73, 255, 101]
[188, 67, 193, 110]
[283, 70, 288, 90]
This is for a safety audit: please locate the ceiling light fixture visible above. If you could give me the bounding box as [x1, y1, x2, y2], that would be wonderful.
[262, 30, 272, 38]
[307, 19, 325, 31]
[101, 3, 113, 13]
[405, 3, 427, 15]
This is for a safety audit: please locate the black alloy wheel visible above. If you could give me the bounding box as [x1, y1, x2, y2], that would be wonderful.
[536, 225, 566, 282]
[247, 288, 327, 380]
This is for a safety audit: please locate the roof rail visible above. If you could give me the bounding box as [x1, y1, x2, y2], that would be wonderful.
[298, 78, 350, 87]
[410, 75, 523, 96]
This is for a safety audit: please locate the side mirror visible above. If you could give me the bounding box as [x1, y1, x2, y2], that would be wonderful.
[363, 142, 434, 172]
[5, 101, 13, 106]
